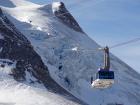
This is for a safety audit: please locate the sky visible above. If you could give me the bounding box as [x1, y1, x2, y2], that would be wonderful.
[30, 0, 140, 73]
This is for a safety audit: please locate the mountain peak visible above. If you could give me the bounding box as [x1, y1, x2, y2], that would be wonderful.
[52, 2, 64, 12]
[52, 2, 84, 33]
[1, 1, 140, 105]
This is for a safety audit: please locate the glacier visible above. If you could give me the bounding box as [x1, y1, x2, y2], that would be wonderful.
[0, 0, 140, 105]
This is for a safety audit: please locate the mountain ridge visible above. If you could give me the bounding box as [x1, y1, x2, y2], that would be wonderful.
[0, 0, 140, 105]
[0, 6, 87, 105]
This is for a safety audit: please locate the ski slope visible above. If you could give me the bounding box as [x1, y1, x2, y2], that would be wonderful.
[0, 0, 140, 105]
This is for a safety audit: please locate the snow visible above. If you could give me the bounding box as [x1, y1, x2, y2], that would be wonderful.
[52, 2, 62, 13]
[72, 47, 78, 51]
[36, 26, 42, 31]
[0, 82, 80, 105]
[0, 0, 140, 105]
[0, 59, 80, 105]
[0, 87, 81, 105]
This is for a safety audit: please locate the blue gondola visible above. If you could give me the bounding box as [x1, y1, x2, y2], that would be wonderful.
[91, 46, 115, 88]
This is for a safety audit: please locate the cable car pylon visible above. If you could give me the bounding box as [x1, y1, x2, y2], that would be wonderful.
[91, 46, 115, 89]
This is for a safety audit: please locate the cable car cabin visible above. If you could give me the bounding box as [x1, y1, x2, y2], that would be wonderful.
[91, 68, 115, 88]
[91, 46, 115, 88]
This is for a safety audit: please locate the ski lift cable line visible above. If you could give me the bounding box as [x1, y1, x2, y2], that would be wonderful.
[110, 37, 140, 49]
[63, 37, 140, 53]
[49, 0, 105, 19]
[2, 31, 140, 51]
[63, 0, 94, 10]
[0, 0, 107, 47]
[89, 38, 140, 50]
[1, 1, 139, 49]
[0, 0, 105, 27]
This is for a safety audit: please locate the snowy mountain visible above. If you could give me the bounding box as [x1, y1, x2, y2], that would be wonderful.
[0, 1, 86, 105]
[0, 0, 140, 105]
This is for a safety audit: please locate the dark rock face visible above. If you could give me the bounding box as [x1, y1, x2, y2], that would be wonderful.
[0, 8, 3, 15]
[0, 8, 87, 105]
[53, 2, 85, 33]
[0, 8, 50, 83]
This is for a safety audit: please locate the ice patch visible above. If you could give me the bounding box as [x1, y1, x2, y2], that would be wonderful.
[72, 47, 78, 51]
[36, 26, 42, 31]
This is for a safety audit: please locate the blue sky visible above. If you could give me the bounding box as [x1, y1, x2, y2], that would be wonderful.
[30, 0, 140, 73]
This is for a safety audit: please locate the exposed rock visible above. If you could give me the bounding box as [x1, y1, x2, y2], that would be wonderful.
[52, 2, 85, 33]
[0, 8, 87, 105]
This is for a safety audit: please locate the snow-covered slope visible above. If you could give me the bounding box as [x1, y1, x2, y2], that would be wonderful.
[0, 60, 82, 105]
[0, 0, 140, 105]
[0, 3, 86, 105]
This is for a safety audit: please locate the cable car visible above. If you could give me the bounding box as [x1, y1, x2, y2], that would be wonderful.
[91, 46, 115, 88]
